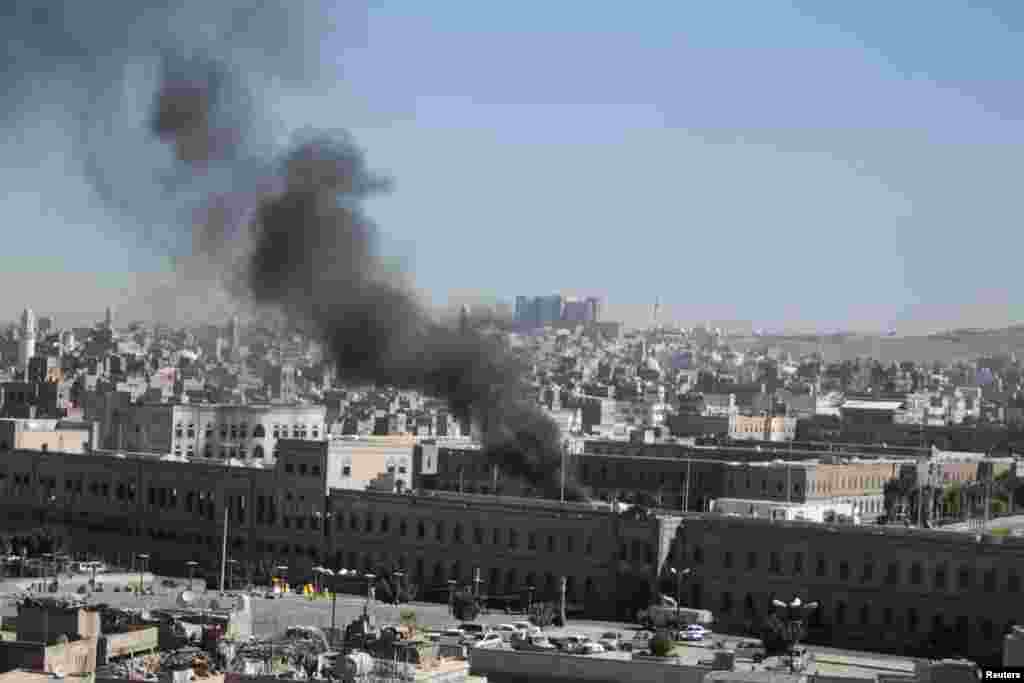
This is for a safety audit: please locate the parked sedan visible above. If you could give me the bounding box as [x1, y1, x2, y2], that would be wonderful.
[680, 625, 707, 642]
[624, 631, 654, 653]
[575, 640, 606, 655]
[472, 633, 504, 648]
[597, 632, 621, 651]
[493, 624, 520, 642]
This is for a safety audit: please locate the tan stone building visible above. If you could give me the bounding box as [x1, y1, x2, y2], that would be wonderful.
[670, 514, 1022, 663]
[0, 446, 1020, 663]
[95, 402, 327, 460]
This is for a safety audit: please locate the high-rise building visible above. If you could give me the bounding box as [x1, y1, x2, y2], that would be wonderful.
[514, 296, 536, 328]
[104, 307, 113, 330]
[37, 316, 53, 337]
[515, 294, 601, 328]
[562, 298, 588, 324]
[537, 294, 564, 327]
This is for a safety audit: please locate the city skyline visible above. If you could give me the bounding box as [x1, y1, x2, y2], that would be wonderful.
[3, 3, 1024, 334]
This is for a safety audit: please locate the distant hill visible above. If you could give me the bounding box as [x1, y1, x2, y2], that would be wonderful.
[734, 326, 1024, 364]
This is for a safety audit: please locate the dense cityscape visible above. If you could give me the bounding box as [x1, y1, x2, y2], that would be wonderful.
[5, 2, 1024, 683]
[1, 300, 1023, 682]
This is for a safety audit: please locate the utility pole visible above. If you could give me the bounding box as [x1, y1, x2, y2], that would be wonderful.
[560, 442, 567, 504]
[559, 576, 567, 626]
[219, 505, 229, 594]
[684, 457, 692, 512]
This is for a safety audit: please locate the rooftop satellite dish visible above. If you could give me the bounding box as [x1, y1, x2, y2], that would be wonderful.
[177, 590, 196, 607]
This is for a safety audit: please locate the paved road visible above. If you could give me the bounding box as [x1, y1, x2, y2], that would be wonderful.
[0, 576, 912, 667]
[945, 514, 1024, 534]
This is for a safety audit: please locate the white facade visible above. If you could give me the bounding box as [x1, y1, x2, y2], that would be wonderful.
[108, 403, 327, 462]
[711, 497, 858, 524]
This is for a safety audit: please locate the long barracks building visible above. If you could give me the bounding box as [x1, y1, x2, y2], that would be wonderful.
[0, 444, 1020, 663]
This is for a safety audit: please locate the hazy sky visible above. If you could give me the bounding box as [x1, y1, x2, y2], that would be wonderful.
[4, 2, 1024, 333]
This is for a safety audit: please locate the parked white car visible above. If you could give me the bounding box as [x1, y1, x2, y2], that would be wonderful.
[597, 632, 621, 651]
[680, 625, 707, 642]
[472, 633, 503, 648]
[494, 624, 520, 642]
[575, 640, 606, 655]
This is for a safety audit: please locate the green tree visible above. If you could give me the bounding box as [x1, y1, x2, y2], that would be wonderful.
[649, 635, 673, 657]
[452, 590, 481, 621]
[943, 484, 963, 518]
[399, 609, 418, 637]
[529, 601, 558, 628]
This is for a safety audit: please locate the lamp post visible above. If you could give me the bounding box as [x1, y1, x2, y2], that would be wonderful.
[771, 596, 820, 672]
[137, 553, 150, 599]
[319, 568, 340, 638]
[186, 561, 198, 592]
[226, 559, 239, 593]
[669, 567, 692, 628]
[527, 585, 536, 615]
[365, 573, 376, 618]
[447, 579, 457, 617]
[393, 570, 405, 606]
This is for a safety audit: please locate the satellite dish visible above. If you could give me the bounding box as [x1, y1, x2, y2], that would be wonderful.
[178, 590, 196, 607]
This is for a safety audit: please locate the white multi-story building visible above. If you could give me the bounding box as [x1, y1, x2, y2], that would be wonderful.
[103, 402, 327, 462]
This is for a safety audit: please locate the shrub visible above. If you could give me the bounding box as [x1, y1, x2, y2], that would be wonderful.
[399, 609, 418, 636]
[529, 602, 557, 628]
[649, 635, 673, 657]
[452, 591, 481, 621]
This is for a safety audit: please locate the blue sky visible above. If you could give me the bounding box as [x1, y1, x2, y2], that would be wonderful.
[4, 1, 1024, 333]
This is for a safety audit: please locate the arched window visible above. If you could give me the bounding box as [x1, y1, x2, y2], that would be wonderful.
[253, 445, 264, 460]
[417, 521, 425, 539]
[253, 424, 266, 438]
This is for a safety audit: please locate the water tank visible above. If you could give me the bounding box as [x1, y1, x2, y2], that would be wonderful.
[342, 652, 374, 679]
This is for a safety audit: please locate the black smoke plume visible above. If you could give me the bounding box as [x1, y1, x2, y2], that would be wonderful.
[2, 1, 585, 500]
[232, 134, 587, 500]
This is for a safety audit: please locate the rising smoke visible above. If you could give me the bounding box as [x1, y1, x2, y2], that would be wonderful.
[3, 1, 585, 500]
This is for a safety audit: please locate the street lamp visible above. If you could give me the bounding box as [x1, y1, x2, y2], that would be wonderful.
[393, 571, 405, 606]
[365, 573, 377, 618]
[137, 554, 150, 599]
[447, 579, 457, 617]
[318, 568, 340, 637]
[226, 559, 239, 593]
[527, 585, 536, 614]
[186, 561, 198, 592]
[771, 596, 820, 672]
[669, 567, 693, 628]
